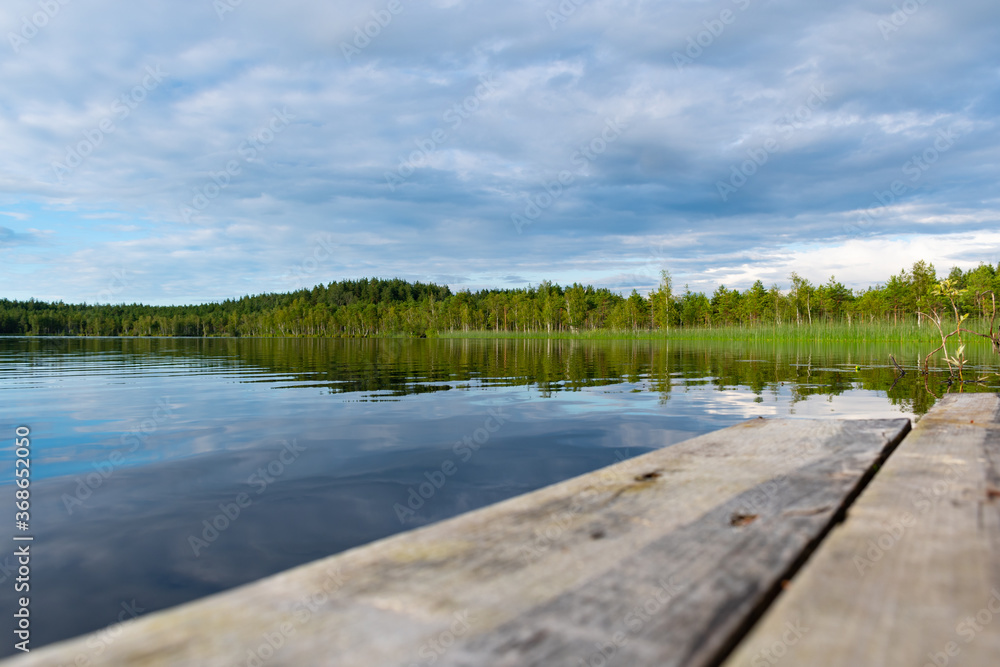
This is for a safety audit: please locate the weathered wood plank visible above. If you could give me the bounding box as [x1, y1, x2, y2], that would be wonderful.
[3, 418, 909, 667]
[723, 394, 1000, 667]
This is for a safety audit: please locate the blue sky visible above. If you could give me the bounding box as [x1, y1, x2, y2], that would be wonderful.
[1, 0, 998, 305]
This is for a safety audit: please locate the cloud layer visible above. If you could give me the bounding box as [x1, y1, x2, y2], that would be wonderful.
[1, 0, 998, 304]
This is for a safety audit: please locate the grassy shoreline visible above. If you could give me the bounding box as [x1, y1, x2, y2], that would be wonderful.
[6, 320, 995, 345]
[435, 321, 993, 344]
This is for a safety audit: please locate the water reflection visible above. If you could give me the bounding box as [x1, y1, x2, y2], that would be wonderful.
[0, 336, 997, 655]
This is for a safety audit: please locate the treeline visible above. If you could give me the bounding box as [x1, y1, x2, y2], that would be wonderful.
[2, 262, 998, 337]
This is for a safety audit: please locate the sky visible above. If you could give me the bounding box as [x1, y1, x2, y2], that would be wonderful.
[1, 0, 998, 306]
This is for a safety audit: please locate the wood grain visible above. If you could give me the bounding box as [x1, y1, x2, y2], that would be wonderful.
[2, 418, 909, 667]
[723, 393, 1000, 667]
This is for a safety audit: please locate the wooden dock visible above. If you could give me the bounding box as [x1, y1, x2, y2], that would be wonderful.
[5, 394, 1000, 666]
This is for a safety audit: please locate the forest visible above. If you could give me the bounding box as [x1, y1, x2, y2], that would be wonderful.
[2, 261, 998, 338]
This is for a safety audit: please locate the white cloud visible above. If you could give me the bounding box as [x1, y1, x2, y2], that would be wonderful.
[0, 0, 998, 304]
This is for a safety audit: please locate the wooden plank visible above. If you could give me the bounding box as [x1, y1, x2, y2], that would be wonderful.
[2, 418, 909, 667]
[723, 393, 1000, 667]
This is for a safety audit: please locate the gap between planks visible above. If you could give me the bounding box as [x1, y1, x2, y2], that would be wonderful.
[722, 393, 1000, 667]
[2, 417, 911, 667]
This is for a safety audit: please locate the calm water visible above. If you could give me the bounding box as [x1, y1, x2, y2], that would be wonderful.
[1, 336, 998, 655]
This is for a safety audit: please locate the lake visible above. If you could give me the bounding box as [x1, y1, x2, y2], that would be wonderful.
[1, 335, 997, 656]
